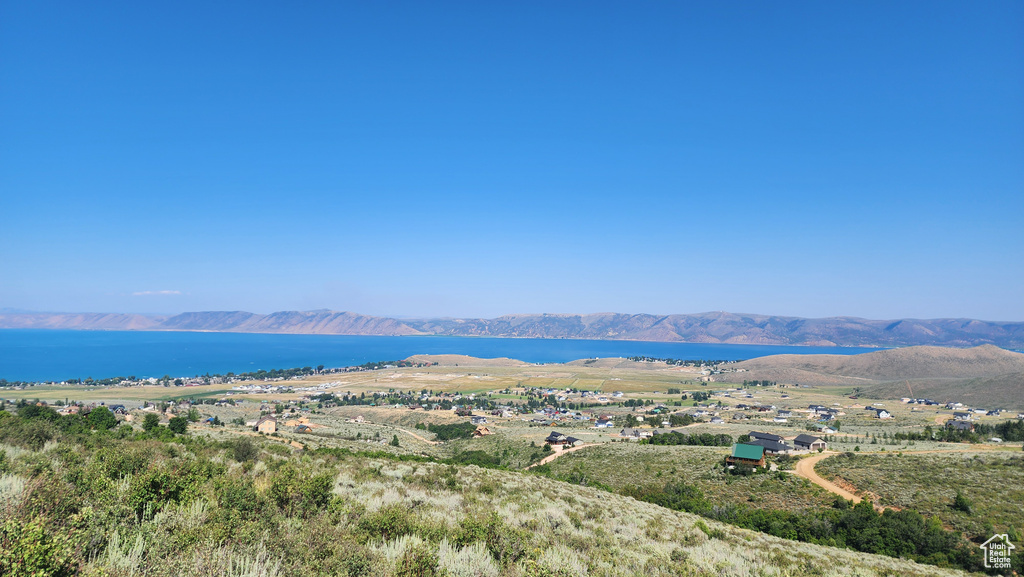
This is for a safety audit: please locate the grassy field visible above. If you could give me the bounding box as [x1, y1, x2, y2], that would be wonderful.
[540, 442, 836, 513]
[814, 451, 1024, 537]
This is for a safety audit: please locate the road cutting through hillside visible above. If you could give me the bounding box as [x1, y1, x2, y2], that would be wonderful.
[792, 452, 863, 504]
[526, 443, 597, 469]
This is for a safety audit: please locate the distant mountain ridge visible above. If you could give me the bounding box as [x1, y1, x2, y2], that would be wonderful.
[0, 310, 1022, 348]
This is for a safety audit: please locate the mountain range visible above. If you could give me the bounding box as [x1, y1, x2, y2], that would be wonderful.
[1, 309, 1022, 349]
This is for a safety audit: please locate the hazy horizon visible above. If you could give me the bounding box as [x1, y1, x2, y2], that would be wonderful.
[3, 306, 1022, 324]
[3, 2, 1021, 321]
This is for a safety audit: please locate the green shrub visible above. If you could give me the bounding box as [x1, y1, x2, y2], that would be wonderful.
[217, 477, 261, 516]
[427, 422, 477, 441]
[396, 541, 439, 577]
[952, 491, 973, 514]
[168, 416, 188, 435]
[0, 519, 76, 577]
[88, 406, 118, 430]
[231, 438, 260, 462]
[1, 418, 56, 451]
[358, 504, 413, 541]
[93, 444, 150, 480]
[268, 465, 332, 518]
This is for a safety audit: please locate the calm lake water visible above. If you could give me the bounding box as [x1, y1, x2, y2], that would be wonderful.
[0, 329, 884, 383]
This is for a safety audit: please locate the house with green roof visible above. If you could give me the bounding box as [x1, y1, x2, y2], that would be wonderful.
[726, 443, 765, 468]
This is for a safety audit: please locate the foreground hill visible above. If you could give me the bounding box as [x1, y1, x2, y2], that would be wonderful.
[2, 309, 1023, 348]
[714, 344, 1024, 408]
[0, 414, 971, 577]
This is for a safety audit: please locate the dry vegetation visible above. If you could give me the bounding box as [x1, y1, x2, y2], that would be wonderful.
[3, 354, 1022, 575]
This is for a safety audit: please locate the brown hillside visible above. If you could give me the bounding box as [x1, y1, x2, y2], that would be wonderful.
[403, 354, 528, 367]
[0, 313, 164, 330]
[859, 372, 1024, 409]
[715, 345, 1024, 408]
[730, 345, 1024, 380]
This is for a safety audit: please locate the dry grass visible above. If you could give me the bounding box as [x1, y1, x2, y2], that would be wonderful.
[815, 451, 1024, 536]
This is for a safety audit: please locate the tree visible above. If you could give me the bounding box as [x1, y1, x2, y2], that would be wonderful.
[88, 406, 117, 430]
[390, 435, 400, 447]
[168, 416, 188, 435]
[952, 491, 972, 514]
[142, 413, 160, 431]
[231, 438, 259, 462]
[186, 407, 200, 422]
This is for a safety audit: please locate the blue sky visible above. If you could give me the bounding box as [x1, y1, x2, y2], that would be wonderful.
[2, 1, 1022, 321]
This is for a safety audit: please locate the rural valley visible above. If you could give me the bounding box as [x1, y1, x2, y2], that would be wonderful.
[2, 346, 1022, 575]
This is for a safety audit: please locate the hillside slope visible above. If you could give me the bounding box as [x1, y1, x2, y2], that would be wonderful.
[0, 427, 970, 577]
[397, 311, 1024, 348]
[149, 310, 422, 335]
[0, 312, 163, 330]
[713, 345, 1024, 407]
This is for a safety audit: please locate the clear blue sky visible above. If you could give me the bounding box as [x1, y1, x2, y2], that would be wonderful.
[2, 1, 1022, 321]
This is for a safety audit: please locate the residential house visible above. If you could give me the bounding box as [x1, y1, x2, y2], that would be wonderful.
[471, 416, 488, 425]
[254, 415, 277, 434]
[875, 409, 892, 419]
[749, 431, 785, 443]
[747, 438, 794, 454]
[594, 419, 614, 428]
[619, 428, 651, 440]
[726, 444, 766, 468]
[793, 434, 827, 451]
[294, 424, 313, 433]
[947, 420, 974, 432]
[545, 431, 569, 445]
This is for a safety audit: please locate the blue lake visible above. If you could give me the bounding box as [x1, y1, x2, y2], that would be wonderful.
[0, 329, 884, 383]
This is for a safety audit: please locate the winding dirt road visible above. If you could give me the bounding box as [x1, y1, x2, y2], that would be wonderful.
[792, 452, 863, 503]
[526, 443, 597, 469]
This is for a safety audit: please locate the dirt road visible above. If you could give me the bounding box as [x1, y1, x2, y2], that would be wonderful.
[792, 452, 862, 503]
[395, 427, 438, 445]
[526, 443, 597, 469]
